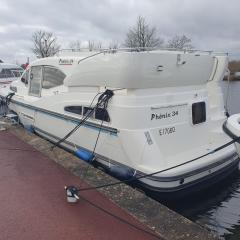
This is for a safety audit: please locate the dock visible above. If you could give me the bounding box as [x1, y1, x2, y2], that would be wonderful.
[0, 122, 220, 240]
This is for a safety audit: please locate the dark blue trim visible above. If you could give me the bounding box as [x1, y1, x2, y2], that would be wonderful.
[10, 98, 118, 135]
[138, 157, 240, 196]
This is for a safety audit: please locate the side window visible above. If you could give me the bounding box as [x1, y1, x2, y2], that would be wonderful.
[0, 68, 14, 78]
[64, 105, 110, 122]
[83, 107, 94, 116]
[42, 66, 66, 89]
[11, 69, 22, 77]
[192, 102, 206, 125]
[64, 106, 82, 115]
[0, 69, 4, 79]
[29, 66, 42, 96]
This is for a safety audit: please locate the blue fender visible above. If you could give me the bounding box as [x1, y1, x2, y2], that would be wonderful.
[75, 149, 93, 162]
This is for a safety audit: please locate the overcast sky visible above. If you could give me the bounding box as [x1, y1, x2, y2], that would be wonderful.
[0, 0, 240, 63]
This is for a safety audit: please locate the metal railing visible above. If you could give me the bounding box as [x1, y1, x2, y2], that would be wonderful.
[56, 47, 228, 56]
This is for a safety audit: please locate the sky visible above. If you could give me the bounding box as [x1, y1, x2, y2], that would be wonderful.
[0, 0, 240, 64]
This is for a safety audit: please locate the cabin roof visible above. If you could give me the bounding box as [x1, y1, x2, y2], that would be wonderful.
[64, 51, 217, 88]
[30, 52, 97, 76]
[28, 50, 227, 89]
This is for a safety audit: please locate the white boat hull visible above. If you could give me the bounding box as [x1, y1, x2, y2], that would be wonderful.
[8, 98, 239, 194]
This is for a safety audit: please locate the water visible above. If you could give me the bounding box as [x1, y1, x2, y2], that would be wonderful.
[165, 81, 240, 240]
[164, 172, 240, 240]
[222, 81, 240, 115]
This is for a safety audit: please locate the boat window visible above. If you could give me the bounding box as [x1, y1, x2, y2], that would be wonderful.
[42, 66, 66, 89]
[64, 106, 82, 115]
[192, 102, 206, 124]
[9, 68, 23, 77]
[64, 105, 110, 122]
[21, 69, 29, 85]
[95, 108, 110, 122]
[83, 107, 94, 116]
[0, 68, 14, 78]
[29, 66, 42, 97]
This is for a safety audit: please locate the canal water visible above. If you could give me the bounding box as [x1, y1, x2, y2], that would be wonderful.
[165, 81, 240, 240]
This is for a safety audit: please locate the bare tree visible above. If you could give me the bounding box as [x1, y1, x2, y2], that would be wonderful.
[96, 41, 102, 49]
[31, 30, 61, 58]
[109, 41, 119, 49]
[124, 16, 163, 49]
[108, 41, 119, 53]
[167, 35, 193, 50]
[69, 40, 81, 51]
[88, 40, 95, 51]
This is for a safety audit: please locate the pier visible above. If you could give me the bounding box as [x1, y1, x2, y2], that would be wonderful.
[0, 122, 219, 240]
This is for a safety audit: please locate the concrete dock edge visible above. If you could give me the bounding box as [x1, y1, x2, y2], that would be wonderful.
[8, 124, 220, 240]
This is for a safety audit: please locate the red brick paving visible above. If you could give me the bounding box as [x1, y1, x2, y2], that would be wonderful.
[0, 131, 160, 240]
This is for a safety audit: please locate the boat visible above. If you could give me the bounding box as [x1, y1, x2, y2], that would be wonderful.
[0, 63, 23, 85]
[0, 49, 238, 196]
[224, 114, 240, 157]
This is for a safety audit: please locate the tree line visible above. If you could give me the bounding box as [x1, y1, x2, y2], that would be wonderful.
[32, 16, 193, 58]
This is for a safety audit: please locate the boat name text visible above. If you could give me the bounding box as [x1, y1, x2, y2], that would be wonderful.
[59, 59, 74, 65]
[151, 110, 178, 121]
[159, 127, 176, 136]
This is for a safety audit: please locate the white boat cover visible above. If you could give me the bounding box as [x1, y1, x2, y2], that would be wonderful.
[64, 51, 215, 89]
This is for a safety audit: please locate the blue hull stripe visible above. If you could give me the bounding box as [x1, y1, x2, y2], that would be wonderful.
[10, 99, 118, 135]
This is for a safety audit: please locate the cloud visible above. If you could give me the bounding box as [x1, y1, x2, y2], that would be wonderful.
[0, 0, 240, 63]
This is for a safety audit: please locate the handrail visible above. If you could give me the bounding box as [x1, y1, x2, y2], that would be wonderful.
[56, 47, 228, 56]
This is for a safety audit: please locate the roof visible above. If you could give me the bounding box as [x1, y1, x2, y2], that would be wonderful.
[64, 50, 217, 88]
[28, 50, 227, 89]
[30, 52, 96, 76]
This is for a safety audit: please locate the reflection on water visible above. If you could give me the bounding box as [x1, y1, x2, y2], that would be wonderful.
[195, 176, 240, 238]
[164, 168, 240, 239]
